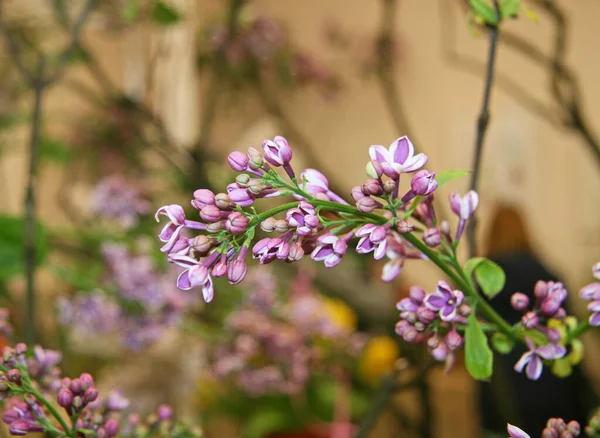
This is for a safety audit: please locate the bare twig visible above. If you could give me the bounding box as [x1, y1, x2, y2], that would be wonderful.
[0, 0, 98, 344]
[466, 1, 501, 259]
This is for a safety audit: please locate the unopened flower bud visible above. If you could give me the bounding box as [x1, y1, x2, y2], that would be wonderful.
[440, 220, 451, 237]
[510, 293, 530, 311]
[274, 220, 289, 233]
[366, 160, 384, 179]
[206, 222, 222, 233]
[235, 174, 250, 187]
[200, 205, 222, 223]
[247, 179, 265, 195]
[410, 170, 438, 196]
[445, 330, 463, 350]
[535, 280, 549, 298]
[356, 197, 380, 213]
[212, 259, 227, 278]
[57, 388, 74, 408]
[7, 369, 20, 385]
[522, 311, 539, 329]
[541, 298, 561, 317]
[542, 428, 559, 438]
[423, 228, 441, 247]
[458, 304, 472, 317]
[84, 387, 99, 402]
[351, 186, 366, 202]
[287, 241, 304, 262]
[546, 328, 562, 344]
[314, 192, 329, 201]
[227, 259, 247, 285]
[397, 220, 413, 234]
[192, 189, 215, 209]
[72, 396, 83, 409]
[192, 235, 212, 253]
[228, 151, 249, 172]
[409, 286, 426, 303]
[383, 180, 396, 194]
[215, 192, 234, 209]
[104, 419, 120, 437]
[261, 217, 276, 233]
[417, 307, 435, 324]
[226, 212, 249, 234]
[362, 179, 383, 196]
[249, 155, 264, 170]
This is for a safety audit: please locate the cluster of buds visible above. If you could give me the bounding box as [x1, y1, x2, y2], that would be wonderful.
[508, 418, 581, 438]
[156, 134, 482, 301]
[395, 284, 469, 371]
[579, 262, 600, 327]
[0, 338, 200, 437]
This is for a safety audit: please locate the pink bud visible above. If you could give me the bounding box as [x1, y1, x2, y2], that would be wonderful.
[157, 404, 173, 421]
[226, 212, 249, 234]
[228, 151, 249, 172]
[200, 205, 222, 223]
[229, 189, 254, 207]
[510, 292, 530, 311]
[423, 228, 441, 247]
[397, 220, 413, 234]
[57, 388, 74, 408]
[212, 257, 228, 278]
[227, 260, 247, 285]
[287, 241, 305, 261]
[215, 193, 234, 209]
[356, 197, 380, 213]
[84, 387, 99, 402]
[192, 189, 215, 209]
[366, 160, 384, 179]
[262, 136, 293, 166]
[445, 329, 463, 350]
[351, 186, 366, 202]
[192, 235, 212, 253]
[362, 179, 383, 196]
[410, 170, 438, 196]
[104, 419, 120, 437]
[521, 311, 538, 329]
[534, 280, 549, 298]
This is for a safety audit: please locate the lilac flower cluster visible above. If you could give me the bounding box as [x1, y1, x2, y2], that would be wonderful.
[59, 242, 193, 350]
[508, 418, 581, 438]
[0, 340, 201, 437]
[200, 10, 338, 96]
[210, 268, 365, 396]
[92, 175, 151, 229]
[580, 262, 600, 327]
[395, 284, 468, 371]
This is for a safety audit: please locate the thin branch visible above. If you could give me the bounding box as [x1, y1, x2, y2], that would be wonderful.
[23, 56, 45, 345]
[466, 1, 501, 259]
[0, 4, 35, 85]
[43, 0, 99, 86]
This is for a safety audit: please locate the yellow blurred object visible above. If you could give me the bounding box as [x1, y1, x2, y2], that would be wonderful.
[322, 297, 357, 333]
[195, 374, 223, 410]
[358, 336, 400, 386]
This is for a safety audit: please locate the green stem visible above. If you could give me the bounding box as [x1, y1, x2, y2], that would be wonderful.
[567, 320, 591, 343]
[402, 232, 516, 341]
[247, 202, 299, 228]
[29, 387, 72, 436]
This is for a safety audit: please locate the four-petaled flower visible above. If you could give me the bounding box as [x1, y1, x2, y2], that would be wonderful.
[355, 224, 389, 260]
[513, 337, 566, 380]
[155, 205, 186, 253]
[169, 254, 215, 302]
[252, 238, 290, 264]
[286, 202, 320, 235]
[311, 233, 350, 268]
[424, 281, 464, 322]
[449, 191, 479, 220]
[368, 136, 428, 179]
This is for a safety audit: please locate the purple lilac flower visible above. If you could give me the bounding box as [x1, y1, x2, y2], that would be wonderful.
[449, 191, 479, 240]
[286, 202, 320, 236]
[355, 224, 389, 260]
[311, 233, 352, 268]
[533, 280, 568, 319]
[297, 168, 348, 204]
[92, 175, 150, 229]
[580, 262, 600, 326]
[514, 337, 566, 380]
[424, 281, 464, 322]
[368, 136, 427, 179]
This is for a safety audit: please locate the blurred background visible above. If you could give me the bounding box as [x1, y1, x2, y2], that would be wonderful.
[0, 0, 599, 437]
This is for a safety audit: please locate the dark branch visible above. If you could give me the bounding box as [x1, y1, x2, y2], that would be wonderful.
[0, 4, 36, 85]
[466, 1, 501, 259]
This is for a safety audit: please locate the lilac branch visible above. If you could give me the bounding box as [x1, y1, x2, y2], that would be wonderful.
[466, 0, 501, 259]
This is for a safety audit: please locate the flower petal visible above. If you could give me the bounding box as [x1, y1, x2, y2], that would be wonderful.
[439, 304, 457, 322]
[507, 424, 531, 438]
[402, 153, 428, 173]
[525, 355, 543, 380]
[382, 260, 402, 282]
[202, 276, 214, 303]
[176, 269, 192, 290]
[368, 145, 389, 163]
[590, 312, 600, 326]
[389, 136, 413, 164]
[424, 293, 446, 311]
[324, 254, 342, 268]
[513, 351, 532, 373]
[374, 241, 388, 260]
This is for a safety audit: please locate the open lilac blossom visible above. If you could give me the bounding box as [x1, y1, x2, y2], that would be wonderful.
[355, 224, 389, 260]
[311, 233, 352, 268]
[368, 136, 427, 179]
[449, 190, 479, 240]
[424, 281, 464, 322]
[514, 337, 566, 380]
[580, 261, 600, 326]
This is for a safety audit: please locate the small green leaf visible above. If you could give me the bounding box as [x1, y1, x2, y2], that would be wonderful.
[151, 1, 182, 26]
[500, 0, 520, 18]
[491, 332, 514, 354]
[522, 5, 539, 23]
[469, 0, 500, 26]
[435, 169, 471, 187]
[122, 0, 139, 23]
[40, 137, 72, 163]
[464, 257, 506, 299]
[465, 312, 493, 380]
[0, 215, 48, 280]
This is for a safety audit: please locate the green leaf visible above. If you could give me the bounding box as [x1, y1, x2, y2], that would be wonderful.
[40, 137, 72, 163]
[464, 257, 506, 299]
[500, 0, 520, 18]
[0, 215, 48, 280]
[465, 312, 493, 380]
[151, 1, 182, 26]
[122, 0, 139, 22]
[469, 0, 500, 26]
[491, 332, 514, 354]
[435, 169, 471, 187]
[242, 405, 295, 438]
